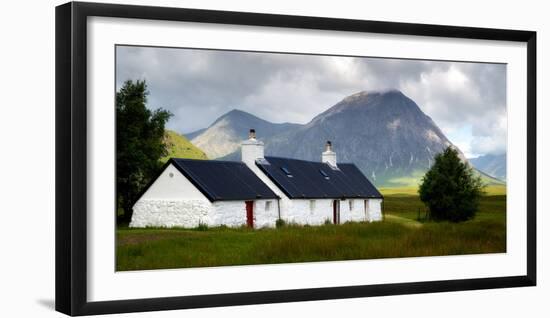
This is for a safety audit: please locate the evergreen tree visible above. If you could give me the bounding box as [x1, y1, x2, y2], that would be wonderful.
[116, 80, 172, 224]
[419, 147, 484, 222]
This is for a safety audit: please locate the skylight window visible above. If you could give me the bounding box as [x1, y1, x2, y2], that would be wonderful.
[281, 166, 293, 177]
[319, 169, 330, 180]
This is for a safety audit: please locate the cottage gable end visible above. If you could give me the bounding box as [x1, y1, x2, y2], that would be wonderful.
[137, 163, 209, 202]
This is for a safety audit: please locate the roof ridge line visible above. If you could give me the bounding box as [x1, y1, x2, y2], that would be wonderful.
[172, 157, 248, 164]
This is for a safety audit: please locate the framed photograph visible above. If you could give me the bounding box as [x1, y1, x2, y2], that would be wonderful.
[55, 1, 536, 316]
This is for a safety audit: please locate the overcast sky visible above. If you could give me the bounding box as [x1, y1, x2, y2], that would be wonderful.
[116, 46, 507, 158]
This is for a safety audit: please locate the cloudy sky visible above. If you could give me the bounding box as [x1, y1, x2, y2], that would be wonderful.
[116, 46, 507, 158]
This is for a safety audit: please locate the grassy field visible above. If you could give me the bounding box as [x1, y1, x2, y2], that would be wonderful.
[116, 187, 506, 271]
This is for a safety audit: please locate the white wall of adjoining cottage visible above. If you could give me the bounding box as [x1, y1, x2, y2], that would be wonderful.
[282, 198, 382, 225]
[283, 199, 333, 225]
[366, 198, 383, 222]
[244, 160, 386, 225]
[252, 199, 280, 228]
[340, 199, 367, 223]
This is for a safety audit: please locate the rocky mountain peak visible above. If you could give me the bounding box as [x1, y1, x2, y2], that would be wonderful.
[342, 89, 403, 102]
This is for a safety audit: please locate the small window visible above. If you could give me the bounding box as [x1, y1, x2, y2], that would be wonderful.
[281, 166, 293, 177]
[265, 201, 272, 211]
[349, 200, 354, 211]
[310, 200, 316, 212]
[168, 172, 174, 178]
[319, 169, 330, 180]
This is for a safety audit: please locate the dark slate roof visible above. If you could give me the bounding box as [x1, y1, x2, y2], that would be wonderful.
[170, 158, 279, 202]
[255, 156, 382, 199]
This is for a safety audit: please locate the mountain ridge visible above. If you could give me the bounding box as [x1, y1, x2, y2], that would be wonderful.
[470, 153, 506, 181]
[190, 108, 301, 159]
[187, 90, 502, 187]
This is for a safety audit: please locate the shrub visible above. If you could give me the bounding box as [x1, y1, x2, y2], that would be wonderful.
[419, 147, 485, 222]
[324, 218, 333, 225]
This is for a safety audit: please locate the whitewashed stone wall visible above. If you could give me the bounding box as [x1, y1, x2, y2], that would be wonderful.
[281, 199, 333, 225]
[340, 199, 368, 223]
[131, 198, 280, 228]
[210, 201, 246, 227]
[252, 199, 279, 228]
[366, 198, 383, 221]
[130, 199, 212, 228]
[210, 199, 278, 228]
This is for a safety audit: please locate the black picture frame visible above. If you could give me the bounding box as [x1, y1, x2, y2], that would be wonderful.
[55, 1, 537, 316]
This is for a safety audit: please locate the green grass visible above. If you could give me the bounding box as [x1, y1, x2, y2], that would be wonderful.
[380, 168, 505, 188]
[160, 130, 208, 163]
[116, 186, 506, 271]
[380, 184, 507, 196]
[483, 184, 507, 195]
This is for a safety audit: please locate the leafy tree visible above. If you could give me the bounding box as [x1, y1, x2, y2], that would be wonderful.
[116, 80, 172, 224]
[418, 146, 485, 222]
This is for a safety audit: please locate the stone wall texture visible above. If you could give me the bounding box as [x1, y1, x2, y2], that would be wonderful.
[130, 199, 211, 228]
[130, 198, 382, 228]
[130, 199, 281, 228]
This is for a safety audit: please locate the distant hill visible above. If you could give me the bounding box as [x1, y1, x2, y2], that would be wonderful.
[190, 109, 300, 159]
[161, 130, 208, 163]
[188, 90, 503, 187]
[470, 153, 506, 181]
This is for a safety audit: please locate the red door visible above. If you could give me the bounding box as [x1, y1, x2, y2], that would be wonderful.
[246, 201, 254, 228]
[333, 200, 340, 224]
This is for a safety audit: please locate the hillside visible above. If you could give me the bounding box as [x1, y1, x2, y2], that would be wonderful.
[161, 130, 208, 163]
[470, 153, 506, 181]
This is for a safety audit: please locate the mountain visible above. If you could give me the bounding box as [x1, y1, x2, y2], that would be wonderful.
[161, 130, 208, 163]
[184, 128, 206, 141]
[190, 109, 301, 159]
[264, 90, 467, 186]
[189, 90, 502, 187]
[469, 153, 506, 181]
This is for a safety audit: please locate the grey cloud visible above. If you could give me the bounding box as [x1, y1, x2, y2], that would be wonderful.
[116, 46, 507, 155]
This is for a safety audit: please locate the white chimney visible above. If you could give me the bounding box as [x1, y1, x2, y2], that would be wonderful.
[241, 129, 264, 167]
[322, 140, 337, 167]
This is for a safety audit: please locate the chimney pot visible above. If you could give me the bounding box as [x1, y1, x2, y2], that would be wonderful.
[325, 140, 332, 152]
[322, 140, 337, 167]
[249, 129, 256, 139]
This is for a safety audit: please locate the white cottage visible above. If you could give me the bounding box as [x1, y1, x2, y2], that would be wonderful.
[130, 129, 383, 228]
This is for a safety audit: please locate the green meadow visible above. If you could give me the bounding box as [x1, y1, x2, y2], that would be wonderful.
[116, 185, 506, 271]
